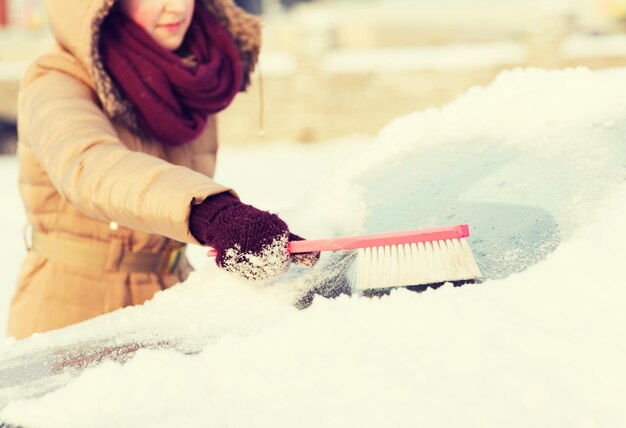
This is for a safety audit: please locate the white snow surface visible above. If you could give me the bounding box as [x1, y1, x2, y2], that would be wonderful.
[2, 67, 626, 426]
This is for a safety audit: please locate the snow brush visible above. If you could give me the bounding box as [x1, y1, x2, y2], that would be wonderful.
[207, 224, 481, 291]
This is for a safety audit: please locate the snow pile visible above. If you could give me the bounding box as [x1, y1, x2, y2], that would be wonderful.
[2, 68, 626, 426]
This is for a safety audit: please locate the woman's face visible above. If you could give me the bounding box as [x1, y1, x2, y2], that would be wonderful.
[119, 0, 195, 51]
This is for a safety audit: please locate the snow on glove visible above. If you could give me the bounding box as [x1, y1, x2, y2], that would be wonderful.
[189, 192, 320, 281]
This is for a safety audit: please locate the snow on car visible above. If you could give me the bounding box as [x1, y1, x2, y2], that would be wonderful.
[1, 67, 625, 427]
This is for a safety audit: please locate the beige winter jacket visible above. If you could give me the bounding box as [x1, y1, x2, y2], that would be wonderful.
[7, 0, 260, 339]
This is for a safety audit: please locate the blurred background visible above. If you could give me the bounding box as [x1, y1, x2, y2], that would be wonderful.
[2, 0, 626, 151]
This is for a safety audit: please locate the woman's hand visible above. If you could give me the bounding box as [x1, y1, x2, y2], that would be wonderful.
[190, 193, 320, 281]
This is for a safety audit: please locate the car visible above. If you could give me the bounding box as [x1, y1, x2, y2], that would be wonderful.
[1, 67, 625, 423]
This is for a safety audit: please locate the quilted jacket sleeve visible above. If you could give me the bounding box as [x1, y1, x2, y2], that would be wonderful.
[18, 68, 232, 245]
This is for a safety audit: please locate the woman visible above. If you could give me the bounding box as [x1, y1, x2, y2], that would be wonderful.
[8, 0, 317, 339]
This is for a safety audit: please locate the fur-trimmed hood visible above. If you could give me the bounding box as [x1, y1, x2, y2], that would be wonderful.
[42, 0, 261, 135]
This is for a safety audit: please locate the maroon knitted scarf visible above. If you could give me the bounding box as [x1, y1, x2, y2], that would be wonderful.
[100, 5, 243, 146]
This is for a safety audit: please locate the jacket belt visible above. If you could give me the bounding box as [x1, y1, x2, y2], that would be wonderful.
[30, 230, 186, 274]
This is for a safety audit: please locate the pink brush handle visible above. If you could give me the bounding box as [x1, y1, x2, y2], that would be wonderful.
[206, 224, 469, 257]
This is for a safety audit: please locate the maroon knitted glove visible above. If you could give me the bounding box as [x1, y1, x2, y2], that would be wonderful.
[189, 193, 320, 281]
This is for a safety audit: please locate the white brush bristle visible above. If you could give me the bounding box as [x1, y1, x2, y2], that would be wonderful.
[348, 238, 482, 291]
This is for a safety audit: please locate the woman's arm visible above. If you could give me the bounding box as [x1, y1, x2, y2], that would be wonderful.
[19, 69, 232, 244]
